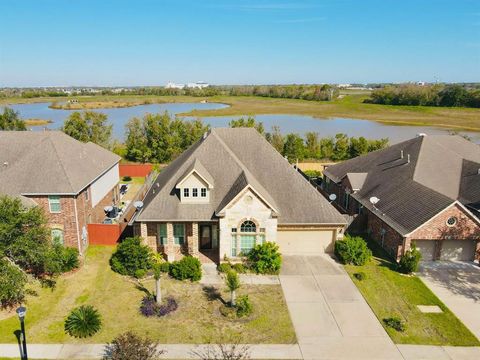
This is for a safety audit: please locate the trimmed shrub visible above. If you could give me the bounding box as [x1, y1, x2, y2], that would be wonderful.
[236, 295, 253, 318]
[217, 263, 232, 273]
[110, 237, 153, 277]
[383, 317, 406, 332]
[65, 305, 102, 338]
[0, 259, 27, 309]
[353, 272, 367, 281]
[334, 235, 372, 266]
[103, 331, 163, 360]
[169, 256, 202, 281]
[232, 263, 246, 274]
[134, 269, 147, 279]
[54, 245, 80, 272]
[140, 295, 178, 317]
[247, 242, 282, 274]
[398, 244, 422, 274]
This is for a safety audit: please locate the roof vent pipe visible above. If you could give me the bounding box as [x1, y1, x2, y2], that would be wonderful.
[407, 154, 410, 164]
[202, 131, 208, 140]
[400, 150, 404, 159]
[478, 168, 480, 175]
[3, 162, 8, 167]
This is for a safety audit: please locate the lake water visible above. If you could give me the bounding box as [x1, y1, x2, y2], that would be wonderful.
[5, 102, 480, 144]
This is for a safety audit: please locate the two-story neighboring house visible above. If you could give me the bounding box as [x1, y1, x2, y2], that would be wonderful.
[0, 131, 121, 254]
[322, 135, 480, 262]
[133, 128, 346, 263]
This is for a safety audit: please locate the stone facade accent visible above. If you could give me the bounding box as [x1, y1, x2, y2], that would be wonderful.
[187, 222, 199, 257]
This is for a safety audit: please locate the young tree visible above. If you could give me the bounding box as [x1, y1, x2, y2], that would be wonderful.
[0, 107, 26, 130]
[267, 125, 284, 153]
[225, 270, 240, 306]
[153, 264, 162, 305]
[62, 111, 113, 149]
[104, 331, 164, 360]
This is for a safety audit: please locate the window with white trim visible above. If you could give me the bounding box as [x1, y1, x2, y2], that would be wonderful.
[192, 188, 198, 197]
[48, 196, 61, 213]
[201, 188, 207, 197]
[183, 188, 190, 197]
[231, 220, 265, 256]
[173, 224, 185, 245]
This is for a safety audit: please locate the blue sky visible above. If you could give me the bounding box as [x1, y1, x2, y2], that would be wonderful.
[0, 0, 479, 86]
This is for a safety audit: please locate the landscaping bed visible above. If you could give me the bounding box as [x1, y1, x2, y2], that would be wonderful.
[344, 240, 479, 346]
[0, 246, 295, 344]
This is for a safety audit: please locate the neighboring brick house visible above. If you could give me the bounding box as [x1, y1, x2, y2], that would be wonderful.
[0, 131, 121, 254]
[321, 134, 480, 262]
[133, 128, 346, 264]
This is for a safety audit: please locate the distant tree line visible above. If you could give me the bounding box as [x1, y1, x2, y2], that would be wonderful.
[365, 84, 480, 108]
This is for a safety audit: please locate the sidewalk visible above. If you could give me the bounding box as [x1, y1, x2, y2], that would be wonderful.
[1, 343, 480, 359]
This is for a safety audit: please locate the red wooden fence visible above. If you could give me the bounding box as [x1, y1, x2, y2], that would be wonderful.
[88, 224, 121, 246]
[119, 164, 153, 178]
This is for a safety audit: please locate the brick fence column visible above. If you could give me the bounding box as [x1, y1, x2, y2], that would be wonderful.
[166, 223, 175, 262]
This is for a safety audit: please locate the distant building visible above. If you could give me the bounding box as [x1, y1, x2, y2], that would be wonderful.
[417, 81, 426, 86]
[166, 82, 186, 89]
[186, 81, 209, 89]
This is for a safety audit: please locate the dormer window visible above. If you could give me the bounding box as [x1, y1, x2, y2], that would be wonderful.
[183, 188, 190, 197]
[192, 188, 198, 197]
[201, 188, 207, 197]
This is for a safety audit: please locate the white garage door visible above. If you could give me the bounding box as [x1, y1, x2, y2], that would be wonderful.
[276, 230, 335, 255]
[440, 240, 476, 261]
[414, 240, 436, 261]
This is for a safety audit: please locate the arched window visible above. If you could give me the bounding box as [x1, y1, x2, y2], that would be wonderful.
[240, 220, 256, 233]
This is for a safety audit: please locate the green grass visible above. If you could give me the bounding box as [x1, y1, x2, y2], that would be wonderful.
[0, 246, 295, 344]
[2, 93, 480, 131]
[344, 241, 479, 346]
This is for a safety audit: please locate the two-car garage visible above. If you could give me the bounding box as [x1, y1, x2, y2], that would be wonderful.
[276, 228, 337, 255]
[414, 239, 477, 262]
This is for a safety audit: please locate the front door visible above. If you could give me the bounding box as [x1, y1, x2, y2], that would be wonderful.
[200, 225, 212, 249]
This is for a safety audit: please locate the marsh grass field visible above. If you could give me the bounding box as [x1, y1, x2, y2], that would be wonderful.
[2, 92, 480, 131]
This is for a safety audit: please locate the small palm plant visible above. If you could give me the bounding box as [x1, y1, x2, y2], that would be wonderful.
[225, 270, 241, 307]
[65, 305, 102, 338]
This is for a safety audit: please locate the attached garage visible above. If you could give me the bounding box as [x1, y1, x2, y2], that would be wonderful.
[414, 239, 476, 261]
[276, 229, 336, 255]
[415, 240, 436, 261]
[440, 240, 476, 261]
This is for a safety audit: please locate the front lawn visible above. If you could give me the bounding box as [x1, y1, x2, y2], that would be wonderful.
[344, 240, 479, 346]
[0, 246, 295, 344]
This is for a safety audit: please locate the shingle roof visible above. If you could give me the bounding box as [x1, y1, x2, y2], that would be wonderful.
[323, 135, 480, 235]
[176, 158, 214, 188]
[137, 128, 346, 225]
[0, 131, 120, 199]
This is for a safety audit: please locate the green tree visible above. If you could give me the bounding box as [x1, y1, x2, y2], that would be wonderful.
[229, 116, 265, 135]
[305, 132, 320, 159]
[349, 137, 369, 158]
[62, 111, 113, 149]
[283, 133, 305, 162]
[0, 259, 27, 308]
[266, 125, 284, 153]
[0, 107, 26, 130]
[332, 133, 349, 160]
[226, 270, 241, 306]
[319, 137, 334, 159]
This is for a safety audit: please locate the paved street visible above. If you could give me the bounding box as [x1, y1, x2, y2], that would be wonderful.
[419, 261, 480, 340]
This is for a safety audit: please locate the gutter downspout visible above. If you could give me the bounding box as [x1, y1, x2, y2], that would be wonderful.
[73, 196, 82, 254]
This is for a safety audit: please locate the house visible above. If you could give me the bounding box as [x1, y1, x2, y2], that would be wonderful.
[322, 134, 480, 262]
[0, 131, 121, 254]
[133, 128, 346, 263]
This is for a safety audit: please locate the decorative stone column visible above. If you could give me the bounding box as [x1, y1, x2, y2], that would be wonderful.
[140, 223, 148, 245]
[166, 223, 175, 262]
[188, 222, 199, 258]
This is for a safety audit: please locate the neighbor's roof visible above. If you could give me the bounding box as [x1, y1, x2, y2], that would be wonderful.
[323, 135, 480, 235]
[137, 128, 345, 225]
[0, 131, 120, 201]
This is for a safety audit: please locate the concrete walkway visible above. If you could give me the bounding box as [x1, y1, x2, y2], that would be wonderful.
[200, 263, 280, 285]
[280, 255, 403, 360]
[419, 261, 480, 340]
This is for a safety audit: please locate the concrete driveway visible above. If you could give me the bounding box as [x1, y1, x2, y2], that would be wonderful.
[280, 255, 403, 359]
[419, 261, 480, 340]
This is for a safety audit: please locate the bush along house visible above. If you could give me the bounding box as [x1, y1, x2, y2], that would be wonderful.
[132, 128, 346, 263]
[0, 131, 121, 254]
[322, 134, 480, 262]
